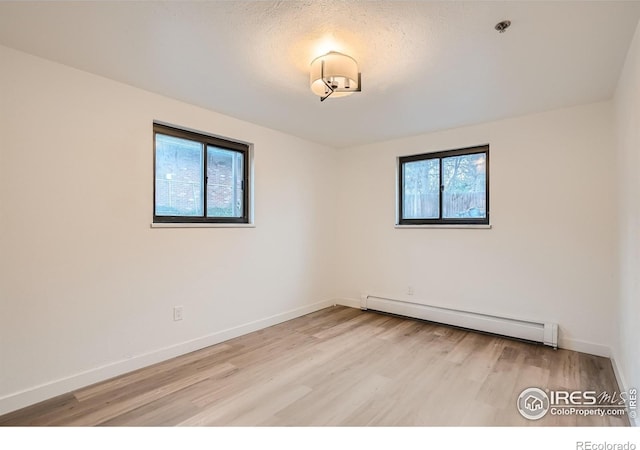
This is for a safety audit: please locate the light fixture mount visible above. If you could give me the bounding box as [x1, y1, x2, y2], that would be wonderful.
[310, 51, 361, 102]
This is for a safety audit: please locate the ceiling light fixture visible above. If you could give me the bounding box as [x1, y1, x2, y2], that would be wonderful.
[310, 51, 361, 102]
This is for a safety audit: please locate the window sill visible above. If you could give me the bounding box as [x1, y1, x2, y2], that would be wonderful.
[395, 224, 491, 229]
[150, 223, 255, 229]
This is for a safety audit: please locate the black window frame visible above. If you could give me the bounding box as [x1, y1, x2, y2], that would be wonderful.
[153, 123, 250, 224]
[398, 144, 489, 226]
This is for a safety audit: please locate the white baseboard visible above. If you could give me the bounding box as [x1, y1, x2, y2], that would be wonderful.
[610, 352, 638, 427]
[333, 297, 362, 309]
[0, 299, 334, 416]
[558, 337, 611, 358]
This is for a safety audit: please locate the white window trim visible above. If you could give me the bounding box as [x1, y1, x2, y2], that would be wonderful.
[394, 224, 491, 229]
[150, 223, 256, 228]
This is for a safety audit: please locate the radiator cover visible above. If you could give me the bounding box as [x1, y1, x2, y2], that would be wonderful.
[361, 295, 558, 348]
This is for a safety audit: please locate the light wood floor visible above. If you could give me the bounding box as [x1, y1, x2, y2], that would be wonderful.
[0, 306, 628, 426]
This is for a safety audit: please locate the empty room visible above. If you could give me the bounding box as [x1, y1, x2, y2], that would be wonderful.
[1, 0, 639, 442]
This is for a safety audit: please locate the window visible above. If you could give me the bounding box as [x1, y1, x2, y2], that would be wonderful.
[153, 123, 250, 224]
[398, 145, 489, 225]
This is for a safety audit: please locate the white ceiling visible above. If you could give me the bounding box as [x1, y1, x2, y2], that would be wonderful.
[1, 1, 639, 148]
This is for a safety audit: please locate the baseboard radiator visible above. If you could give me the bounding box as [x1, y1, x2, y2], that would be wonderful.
[361, 295, 558, 348]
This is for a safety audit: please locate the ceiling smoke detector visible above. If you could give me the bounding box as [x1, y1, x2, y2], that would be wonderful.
[495, 20, 511, 33]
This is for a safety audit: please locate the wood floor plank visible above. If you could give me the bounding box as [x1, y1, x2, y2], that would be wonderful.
[0, 306, 629, 426]
[68, 362, 238, 426]
[74, 343, 235, 402]
[0, 393, 79, 426]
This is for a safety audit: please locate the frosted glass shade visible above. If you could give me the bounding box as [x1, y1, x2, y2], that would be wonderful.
[310, 52, 360, 98]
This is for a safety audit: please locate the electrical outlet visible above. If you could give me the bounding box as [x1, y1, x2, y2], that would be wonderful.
[407, 286, 414, 296]
[173, 305, 184, 321]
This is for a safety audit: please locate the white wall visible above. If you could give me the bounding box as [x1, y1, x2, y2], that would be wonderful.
[334, 101, 617, 356]
[0, 35, 635, 419]
[0, 45, 337, 414]
[614, 19, 640, 426]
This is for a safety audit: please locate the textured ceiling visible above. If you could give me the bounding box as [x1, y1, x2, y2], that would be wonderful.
[1, 1, 639, 148]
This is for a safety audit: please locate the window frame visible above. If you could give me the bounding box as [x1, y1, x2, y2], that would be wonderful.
[153, 123, 251, 224]
[397, 144, 490, 226]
